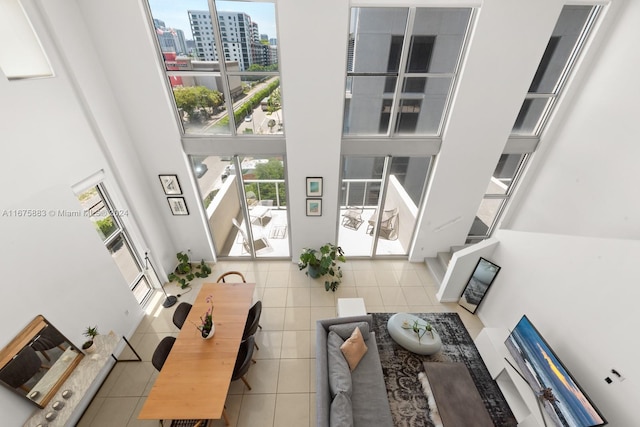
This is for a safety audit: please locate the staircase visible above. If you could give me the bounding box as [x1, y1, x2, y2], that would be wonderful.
[425, 245, 469, 287]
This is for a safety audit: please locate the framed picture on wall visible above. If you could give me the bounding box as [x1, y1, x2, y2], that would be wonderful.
[458, 257, 501, 314]
[306, 177, 323, 197]
[306, 198, 322, 216]
[167, 197, 189, 216]
[159, 174, 182, 195]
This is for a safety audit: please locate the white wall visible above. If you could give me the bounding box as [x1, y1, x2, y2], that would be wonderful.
[478, 230, 638, 426]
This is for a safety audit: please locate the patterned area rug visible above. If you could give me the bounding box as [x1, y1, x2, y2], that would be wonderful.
[371, 312, 517, 427]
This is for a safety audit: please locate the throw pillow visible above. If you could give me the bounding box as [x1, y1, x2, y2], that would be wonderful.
[327, 331, 352, 397]
[330, 391, 354, 427]
[329, 322, 370, 342]
[340, 327, 368, 371]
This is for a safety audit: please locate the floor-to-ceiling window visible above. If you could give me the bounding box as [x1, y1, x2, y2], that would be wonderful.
[466, 5, 601, 242]
[146, 1, 288, 259]
[76, 184, 152, 304]
[341, 7, 472, 258]
[191, 155, 289, 258]
[338, 156, 431, 257]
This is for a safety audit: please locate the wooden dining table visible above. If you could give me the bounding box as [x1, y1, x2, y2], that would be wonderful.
[139, 282, 256, 422]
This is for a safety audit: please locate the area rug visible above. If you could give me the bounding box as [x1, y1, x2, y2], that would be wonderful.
[371, 312, 517, 427]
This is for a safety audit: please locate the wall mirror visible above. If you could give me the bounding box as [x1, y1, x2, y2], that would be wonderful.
[458, 257, 501, 314]
[0, 315, 83, 408]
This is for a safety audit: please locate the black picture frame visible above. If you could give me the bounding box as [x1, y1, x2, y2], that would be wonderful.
[306, 198, 322, 216]
[458, 257, 501, 314]
[306, 177, 323, 197]
[159, 174, 182, 195]
[167, 197, 189, 215]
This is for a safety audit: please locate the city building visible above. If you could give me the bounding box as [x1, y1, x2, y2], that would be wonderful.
[1, 0, 638, 426]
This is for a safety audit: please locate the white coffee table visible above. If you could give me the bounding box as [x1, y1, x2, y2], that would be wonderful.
[387, 313, 442, 355]
[337, 298, 367, 317]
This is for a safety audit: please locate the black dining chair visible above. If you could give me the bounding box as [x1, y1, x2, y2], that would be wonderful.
[231, 336, 256, 391]
[0, 346, 47, 392]
[152, 336, 176, 372]
[242, 300, 262, 351]
[172, 302, 192, 330]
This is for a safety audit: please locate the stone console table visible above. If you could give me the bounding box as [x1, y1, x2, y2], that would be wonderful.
[23, 332, 139, 427]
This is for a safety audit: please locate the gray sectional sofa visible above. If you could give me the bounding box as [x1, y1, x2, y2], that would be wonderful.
[316, 315, 393, 427]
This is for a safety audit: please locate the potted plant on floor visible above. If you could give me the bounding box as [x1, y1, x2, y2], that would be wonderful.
[82, 326, 99, 353]
[298, 243, 346, 292]
[167, 251, 212, 289]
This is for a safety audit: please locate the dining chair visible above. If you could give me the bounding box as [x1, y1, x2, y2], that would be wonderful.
[216, 271, 246, 283]
[172, 302, 192, 330]
[31, 325, 67, 361]
[242, 300, 262, 351]
[231, 336, 256, 390]
[152, 336, 176, 372]
[0, 346, 48, 392]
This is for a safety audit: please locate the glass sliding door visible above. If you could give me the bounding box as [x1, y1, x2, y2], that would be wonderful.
[191, 155, 289, 258]
[338, 156, 430, 257]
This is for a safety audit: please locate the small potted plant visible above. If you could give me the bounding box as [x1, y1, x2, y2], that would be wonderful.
[192, 295, 215, 339]
[167, 251, 212, 289]
[82, 326, 99, 353]
[298, 243, 346, 292]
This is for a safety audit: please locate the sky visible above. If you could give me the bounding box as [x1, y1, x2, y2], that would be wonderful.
[148, 0, 277, 41]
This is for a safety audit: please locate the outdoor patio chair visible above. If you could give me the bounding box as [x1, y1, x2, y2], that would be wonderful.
[367, 207, 399, 240]
[341, 206, 364, 230]
[232, 218, 272, 254]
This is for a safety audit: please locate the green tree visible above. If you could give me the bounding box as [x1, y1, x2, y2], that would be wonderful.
[173, 86, 223, 122]
[246, 158, 286, 206]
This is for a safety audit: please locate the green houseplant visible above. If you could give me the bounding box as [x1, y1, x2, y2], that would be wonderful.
[167, 251, 211, 289]
[82, 326, 99, 353]
[298, 243, 346, 292]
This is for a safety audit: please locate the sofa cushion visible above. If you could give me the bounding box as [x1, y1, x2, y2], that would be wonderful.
[340, 327, 368, 371]
[327, 331, 352, 397]
[329, 322, 370, 342]
[330, 391, 354, 427]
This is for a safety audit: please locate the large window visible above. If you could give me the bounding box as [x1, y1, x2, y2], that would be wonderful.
[343, 7, 472, 137]
[76, 185, 152, 304]
[468, 5, 601, 242]
[147, 0, 282, 136]
[512, 5, 600, 135]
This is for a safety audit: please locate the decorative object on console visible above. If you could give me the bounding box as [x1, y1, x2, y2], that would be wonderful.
[458, 257, 501, 314]
[505, 315, 607, 427]
[82, 326, 99, 353]
[371, 312, 517, 427]
[298, 243, 346, 291]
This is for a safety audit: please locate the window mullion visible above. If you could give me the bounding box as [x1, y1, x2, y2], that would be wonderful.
[387, 8, 415, 137]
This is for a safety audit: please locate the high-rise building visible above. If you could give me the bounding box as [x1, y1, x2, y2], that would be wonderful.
[153, 20, 187, 55]
[188, 10, 260, 71]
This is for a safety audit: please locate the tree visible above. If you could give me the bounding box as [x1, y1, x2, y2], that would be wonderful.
[173, 86, 223, 122]
[267, 88, 282, 126]
[245, 158, 286, 206]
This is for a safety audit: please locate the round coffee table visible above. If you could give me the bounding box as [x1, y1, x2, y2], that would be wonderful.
[387, 313, 442, 355]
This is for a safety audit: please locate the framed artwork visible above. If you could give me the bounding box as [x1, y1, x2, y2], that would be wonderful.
[306, 177, 323, 197]
[167, 197, 189, 216]
[159, 174, 182, 195]
[306, 198, 322, 216]
[458, 257, 501, 314]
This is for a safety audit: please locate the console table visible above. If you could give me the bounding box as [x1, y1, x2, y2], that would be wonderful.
[474, 328, 547, 427]
[23, 332, 139, 427]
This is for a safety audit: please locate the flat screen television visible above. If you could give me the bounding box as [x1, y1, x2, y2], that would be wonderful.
[505, 315, 607, 427]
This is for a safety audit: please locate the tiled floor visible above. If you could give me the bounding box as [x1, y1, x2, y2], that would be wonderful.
[77, 260, 484, 427]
